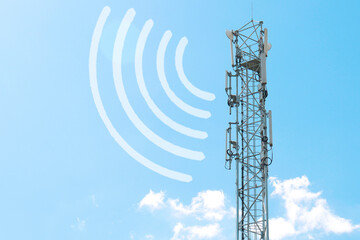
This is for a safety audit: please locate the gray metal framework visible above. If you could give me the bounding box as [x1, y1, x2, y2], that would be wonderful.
[225, 20, 272, 240]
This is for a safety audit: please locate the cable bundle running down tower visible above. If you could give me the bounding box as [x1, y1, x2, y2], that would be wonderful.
[225, 21, 273, 240]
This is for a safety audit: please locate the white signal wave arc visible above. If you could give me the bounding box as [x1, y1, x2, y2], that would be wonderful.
[135, 20, 208, 140]
[157, 31, 211, 119]
[112, 9, 204, 161]
[175, 37, 216, 101]
[89, 6, 192, 182]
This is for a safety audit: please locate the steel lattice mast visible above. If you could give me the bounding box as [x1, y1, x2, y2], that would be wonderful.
[225, 20, 273, 240]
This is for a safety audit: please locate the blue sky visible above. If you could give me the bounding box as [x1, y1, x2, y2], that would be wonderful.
[1, 0, 360, 239]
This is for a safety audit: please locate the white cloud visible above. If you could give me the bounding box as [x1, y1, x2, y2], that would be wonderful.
[139, 190, 232, 239]
[139, 190, 231, 221]
[139, 178, 360, 240]
[139, 190, 165, 210]
[270, 176, 360, 240]
[168, 190, 228, 221]
[71, 217, 86, 231]
[171, 223, 221, 240]
[269, 217, 297, 240]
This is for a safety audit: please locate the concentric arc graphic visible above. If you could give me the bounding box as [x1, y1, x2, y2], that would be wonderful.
[135, 19, 208, 139]
[112, 9, 204, 161]
[89, 6, 192, 182]
[157, 31, 211, 119]
[175, 37, 216, 101]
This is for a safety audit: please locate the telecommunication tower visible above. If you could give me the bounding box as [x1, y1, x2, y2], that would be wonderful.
[225, 21, 273, 240]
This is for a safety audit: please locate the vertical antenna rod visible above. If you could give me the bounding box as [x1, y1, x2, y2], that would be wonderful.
[225, 21, 273, 240]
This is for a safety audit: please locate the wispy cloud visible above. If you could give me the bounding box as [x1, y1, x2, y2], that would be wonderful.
[270, 176, 360, 240]
[70, 217, 86, 231]
[145, 234, 155, 239]
[90, 194, 99, 208]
